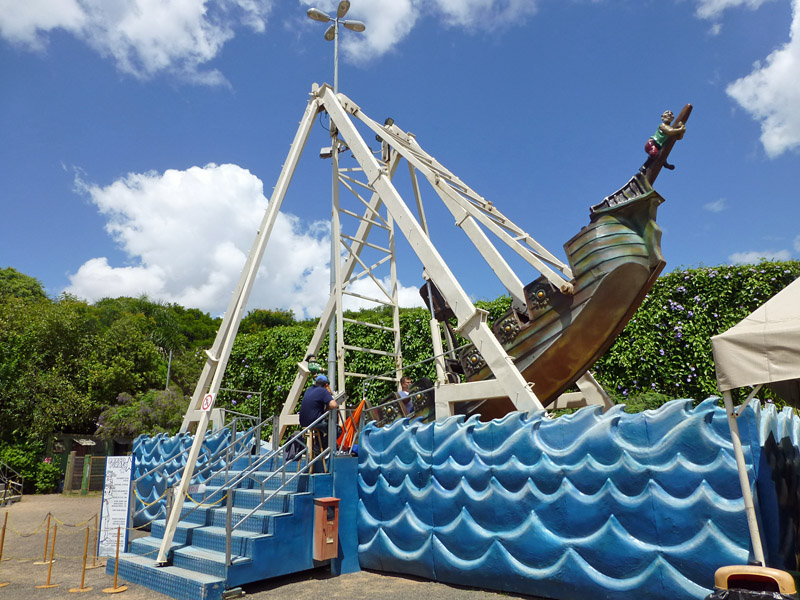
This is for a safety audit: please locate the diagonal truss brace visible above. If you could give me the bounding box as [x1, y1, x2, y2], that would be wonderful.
[320, 86, 543, 413]
[159, 94, 323, 565]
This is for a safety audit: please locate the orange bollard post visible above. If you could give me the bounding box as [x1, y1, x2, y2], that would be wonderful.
[1, 512, 9, 588]
[69, 526, 93, 593]
[86, 513, 103, 569]
[102, 526, 127, 594]
[34, 513, 53, 565]
[35, 524, 59, 588]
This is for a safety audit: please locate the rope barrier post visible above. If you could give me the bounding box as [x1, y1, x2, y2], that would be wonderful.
[69, 526, 93, 593]
[0, 512, 9, 588]
[86, 513, 104, 569]
[35, 524, 59, 588]
[102, 526, 127, 594]
[34, 513, 53, 565]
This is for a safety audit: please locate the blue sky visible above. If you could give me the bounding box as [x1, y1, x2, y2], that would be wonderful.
[1, 0, 799, 319]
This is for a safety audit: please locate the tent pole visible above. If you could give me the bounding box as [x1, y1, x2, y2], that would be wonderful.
[722, 390, 765, 566]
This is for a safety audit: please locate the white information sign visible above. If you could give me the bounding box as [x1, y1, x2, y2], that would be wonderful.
[97, 455, 134, 557]
[201, 392, 214, 411]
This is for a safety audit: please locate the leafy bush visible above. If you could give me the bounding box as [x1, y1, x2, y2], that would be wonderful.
[35, 458, 63, 494]
[95, 388, 190, 439]
[0, 441, 43, 493]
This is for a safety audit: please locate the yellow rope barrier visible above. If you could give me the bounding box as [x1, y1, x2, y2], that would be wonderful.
[132, 485, 167, 507]
[51, 515, 95, 528]
[6, 513, 50, 537]
[184, 492, 227, 507]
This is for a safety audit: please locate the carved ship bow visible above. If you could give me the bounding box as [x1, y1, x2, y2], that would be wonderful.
[448, 104, 693, 418]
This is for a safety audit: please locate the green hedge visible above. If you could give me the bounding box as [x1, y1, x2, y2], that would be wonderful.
[593, 260, 800, 405]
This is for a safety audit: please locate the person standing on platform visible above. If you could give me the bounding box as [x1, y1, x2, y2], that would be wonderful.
[299, 374, 337, 471]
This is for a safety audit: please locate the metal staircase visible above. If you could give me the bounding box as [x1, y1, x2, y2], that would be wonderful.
[111, 413, 345, 600]
[0, 460, 22, 506]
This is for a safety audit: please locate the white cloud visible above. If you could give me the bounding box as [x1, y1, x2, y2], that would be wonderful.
[725, 0, 800, 157]
[729, 249, 792, 263]
[67, 163, 423, 318]
[433, 0, 538, 29]
[795, 234, 800, 251]
[694, 0, 772, 20]
[0, 0, 273, 82]
[704, 198, 727, 212]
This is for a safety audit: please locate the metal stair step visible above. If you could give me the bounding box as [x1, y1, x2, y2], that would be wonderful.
[190, 526, 262, 557]
[108, 553, 226, 600]
[151, 519, 204, 544]
[173, 545, 251, 579]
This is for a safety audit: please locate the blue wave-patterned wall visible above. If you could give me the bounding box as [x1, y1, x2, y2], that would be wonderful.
[357, 398, 799, 600]
[131, 430, 230, 527]
[754, 403, 800, 572]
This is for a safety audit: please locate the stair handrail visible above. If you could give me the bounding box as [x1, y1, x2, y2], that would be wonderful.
[1, 459, 24, 505]
[129, 414, 263, 521]
[216, 394, 345, 569]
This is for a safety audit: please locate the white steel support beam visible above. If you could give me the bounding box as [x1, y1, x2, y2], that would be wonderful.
[389, 211, 403, 385]
[438, 191, 527, 310]
[353, 111, 572, 279]
[161, 95, 321, 564]
[324, 88, 543, 412]
[277, 145, 402, 441]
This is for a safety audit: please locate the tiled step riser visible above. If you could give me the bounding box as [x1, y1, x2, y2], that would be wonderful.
[150, 522, 201, 544]
[229, 490, 292, 512]
[172, 552, 228, 579]
[207, 508, 274, 534]
[175, 506, 271, 534]
[190, 529, 255, 557]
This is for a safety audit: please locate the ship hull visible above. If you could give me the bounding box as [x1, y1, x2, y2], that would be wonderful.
[459, 178, 666, 416]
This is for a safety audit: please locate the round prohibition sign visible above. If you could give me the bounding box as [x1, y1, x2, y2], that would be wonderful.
[201, 393, 214, 411]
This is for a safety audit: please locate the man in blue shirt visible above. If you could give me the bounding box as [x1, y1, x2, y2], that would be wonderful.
[299, 375, 338, 472]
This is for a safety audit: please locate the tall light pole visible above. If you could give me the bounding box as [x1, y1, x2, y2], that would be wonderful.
[307, 1, 366, 392]
[306, 1, 366, 94]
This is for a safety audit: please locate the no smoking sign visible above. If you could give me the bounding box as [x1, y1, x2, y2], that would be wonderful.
[201, 393, 214, 411]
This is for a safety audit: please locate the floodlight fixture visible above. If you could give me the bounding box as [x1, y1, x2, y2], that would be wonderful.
[342, 20, 365, 32]
[337, 1, 350, 19]
[306, 8, 331, 23]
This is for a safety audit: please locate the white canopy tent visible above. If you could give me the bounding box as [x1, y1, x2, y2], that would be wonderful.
[711, 275, 800, 566]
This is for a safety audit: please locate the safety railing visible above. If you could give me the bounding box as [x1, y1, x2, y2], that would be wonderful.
[1, 459, 23, 506]
[128, 413, 263, 530]
[217, 392, 347, 569]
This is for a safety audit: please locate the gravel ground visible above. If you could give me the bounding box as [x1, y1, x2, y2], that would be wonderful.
[1, 494, 544, 600]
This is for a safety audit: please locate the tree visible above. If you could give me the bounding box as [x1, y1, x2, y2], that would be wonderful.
[0, 267, 47, 301]
[239, 308, 296, 333]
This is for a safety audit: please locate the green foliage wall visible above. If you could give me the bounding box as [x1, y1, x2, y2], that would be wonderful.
[3, 260, 799, 480]
[593, 260, 800, 403]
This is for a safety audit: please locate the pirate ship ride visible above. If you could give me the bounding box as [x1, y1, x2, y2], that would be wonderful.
[420, 104, 694, 419]
[176, 86, 692, 440]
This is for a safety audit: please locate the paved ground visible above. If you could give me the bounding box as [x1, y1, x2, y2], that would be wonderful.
[1, 494, 544, 599]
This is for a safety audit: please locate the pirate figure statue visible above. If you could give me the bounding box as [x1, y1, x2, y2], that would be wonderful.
[641, 110, 686, 174]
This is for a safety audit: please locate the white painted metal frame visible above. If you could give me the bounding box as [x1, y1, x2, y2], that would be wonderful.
[159, 95, 322, 564]
[168, 81, 598, 564]
[321, 87, 543, 414]
[722, 387, 766, 566]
